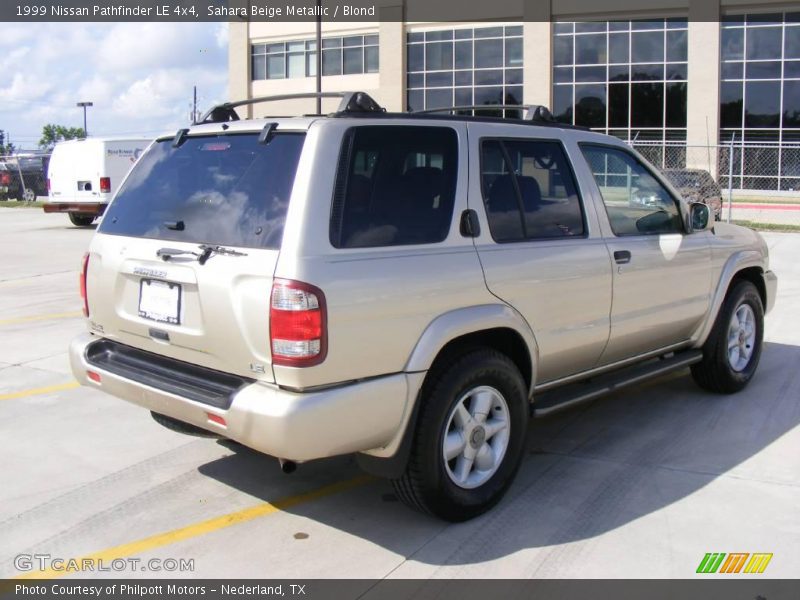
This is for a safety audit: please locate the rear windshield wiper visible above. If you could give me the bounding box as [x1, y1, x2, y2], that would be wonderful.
[156, 244, 248, 265]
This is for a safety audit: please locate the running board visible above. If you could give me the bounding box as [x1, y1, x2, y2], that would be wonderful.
[532, 350, 703, 417]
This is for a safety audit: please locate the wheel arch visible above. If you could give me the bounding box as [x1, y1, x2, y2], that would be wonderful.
[403, 303, 538, 394]
[693, 250, 767, 348]
[731, 266, 767, 308]
[357, 304, 537, 479]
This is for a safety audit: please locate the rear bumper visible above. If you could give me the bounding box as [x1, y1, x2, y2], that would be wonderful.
[764, 269, 778, 314]
[69, 333, 410, 461]
[43, 202, 106, 215]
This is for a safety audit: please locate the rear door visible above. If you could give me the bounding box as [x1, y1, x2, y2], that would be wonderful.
[72, 141, 106, 203]
[48, 143, 78, 203]
[86, 130, 307, 382]
[467, 123, 613, 384]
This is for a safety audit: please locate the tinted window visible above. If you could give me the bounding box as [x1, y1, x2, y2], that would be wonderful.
[99, 133, 305, 249]
[481, 139, 585, 242]
[330, 126, 458, 248]
[745, 81, 781, 127]
[581, 144, 683, 236]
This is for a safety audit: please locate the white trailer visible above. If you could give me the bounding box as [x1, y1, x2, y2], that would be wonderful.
[44, 137, 151, 226]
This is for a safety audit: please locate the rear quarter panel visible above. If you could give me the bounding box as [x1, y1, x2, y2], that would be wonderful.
[274, 119, 500, 389]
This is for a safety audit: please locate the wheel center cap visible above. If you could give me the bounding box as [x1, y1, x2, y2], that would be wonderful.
[470, 427, 486, 448]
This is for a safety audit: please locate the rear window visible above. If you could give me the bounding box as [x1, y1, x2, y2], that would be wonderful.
[99, 133, 305, 249]
[329, 126, 458, 248]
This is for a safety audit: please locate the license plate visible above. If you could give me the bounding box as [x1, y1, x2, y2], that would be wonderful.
[138, 279, 181, 325]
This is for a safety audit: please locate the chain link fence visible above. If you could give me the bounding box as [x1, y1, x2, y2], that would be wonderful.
[630, 141, 800, 228]
[0, 153, 50, 203]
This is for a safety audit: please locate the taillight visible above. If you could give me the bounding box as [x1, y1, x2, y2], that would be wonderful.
[46, 178, 51, 191]
[0, 172, 9, 185]
[79, 253, 89, 317]
[99, 177, 111, 193]
[270, 279, 327, 367]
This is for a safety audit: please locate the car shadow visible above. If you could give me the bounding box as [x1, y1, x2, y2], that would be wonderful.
[198, 341, 800, 566]
[31, 224, 98, 231]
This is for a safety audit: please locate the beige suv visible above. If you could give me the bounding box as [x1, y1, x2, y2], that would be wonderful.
[69, 92, 777, 521]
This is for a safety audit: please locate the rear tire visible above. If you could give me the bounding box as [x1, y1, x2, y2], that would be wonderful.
[69, 213, 95, 227]
[392, 348, 528, 521]
[691, 280, 764, 394]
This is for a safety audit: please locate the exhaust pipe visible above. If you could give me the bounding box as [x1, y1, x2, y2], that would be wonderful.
[278, 458, 297, 474]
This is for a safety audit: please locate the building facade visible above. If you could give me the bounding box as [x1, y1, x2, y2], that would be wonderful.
[229, 1, 800, 193]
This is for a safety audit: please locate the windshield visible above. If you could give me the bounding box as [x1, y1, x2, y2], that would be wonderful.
[99, 133, 305, 249]
[666, 171, 702, 188]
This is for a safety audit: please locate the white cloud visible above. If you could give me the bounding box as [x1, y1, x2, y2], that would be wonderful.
[0, 47, 30, 71]
[96, 23, 226, 72]
[0, 73, 52, 103]
[0, 23, 227, 148]
[0, 24, 37, 47]
[215, 23, 229, 48]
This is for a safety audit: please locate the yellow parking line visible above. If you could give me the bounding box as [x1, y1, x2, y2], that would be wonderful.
[15, 474, 374, 579]
[0, 311, 82, 326]
[0, 381, 80, 401]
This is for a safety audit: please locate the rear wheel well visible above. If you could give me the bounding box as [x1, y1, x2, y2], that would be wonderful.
[731, 267, 766, 307]
[356, 327, 533, 480]
[426, 328, 533, 395]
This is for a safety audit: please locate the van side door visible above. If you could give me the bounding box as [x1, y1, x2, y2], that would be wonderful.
[467, 123, 613, 385]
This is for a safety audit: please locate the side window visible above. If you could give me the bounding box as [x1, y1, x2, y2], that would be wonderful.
[481, 139, 585, 242]
[330, 126, 458, 248]
[581, 145, 684, 236]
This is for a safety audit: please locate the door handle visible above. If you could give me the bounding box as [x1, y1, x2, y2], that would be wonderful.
[614, 250, 631, 264]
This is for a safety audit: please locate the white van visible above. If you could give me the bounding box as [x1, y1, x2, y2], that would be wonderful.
[44, 137, 151, 226]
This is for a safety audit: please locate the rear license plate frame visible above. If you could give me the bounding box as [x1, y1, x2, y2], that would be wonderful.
[138, 279, 182, 325]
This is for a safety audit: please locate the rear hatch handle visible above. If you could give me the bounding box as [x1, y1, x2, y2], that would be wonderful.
[156, 244, 248, 265]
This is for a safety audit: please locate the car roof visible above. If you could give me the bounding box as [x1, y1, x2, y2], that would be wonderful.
[167, 114, 628, 149]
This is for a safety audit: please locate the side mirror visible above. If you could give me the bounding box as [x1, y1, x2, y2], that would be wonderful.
[690, 202, 711, 232]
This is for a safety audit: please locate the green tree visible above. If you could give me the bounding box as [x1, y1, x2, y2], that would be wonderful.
[38, 124, 86, 150]
[0, 129, 14, 156]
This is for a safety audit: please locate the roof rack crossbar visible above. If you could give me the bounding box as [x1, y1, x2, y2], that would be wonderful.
[412, 105, 555, 122]
[200, 92, 385, 123]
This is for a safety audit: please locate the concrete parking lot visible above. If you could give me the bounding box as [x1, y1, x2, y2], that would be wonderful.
[1, 208, 798, 579]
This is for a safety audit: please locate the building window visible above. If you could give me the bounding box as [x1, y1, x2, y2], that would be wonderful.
[251, 34, 378, 80]
[406, 26, 523, 116]
[720, 13, 800, 191]
[552, 19, 688, 163]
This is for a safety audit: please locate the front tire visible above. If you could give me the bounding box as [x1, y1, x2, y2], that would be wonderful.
[392, 349, 528, 521]
[69, 213, 95, 227]
[691, 280, 764, 393]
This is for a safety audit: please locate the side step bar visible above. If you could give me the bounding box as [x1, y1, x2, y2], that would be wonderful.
[532, 350, 703, 417]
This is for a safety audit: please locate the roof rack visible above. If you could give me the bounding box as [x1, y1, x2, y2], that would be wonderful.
[412, 104, 555, 122]
[199, 92, 385, 123]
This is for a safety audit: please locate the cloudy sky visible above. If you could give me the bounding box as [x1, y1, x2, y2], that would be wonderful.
[0, 23, 228, 150]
